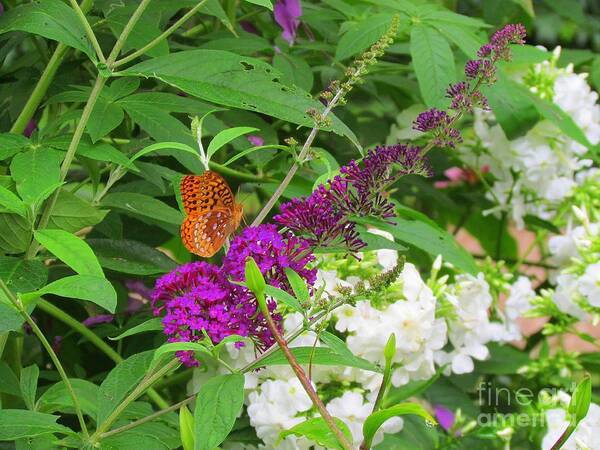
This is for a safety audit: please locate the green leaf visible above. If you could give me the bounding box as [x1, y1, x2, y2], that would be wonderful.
[522, 86, 592, 149]
[129, 142, 200, 164]
[272, 54, 314, 92]
[207, 127, 259, 159]
[0, 409, 73, 440]
[101, 421, 181, 450]
[0, 133, 28, 160]
[0, 0, 95, 58]
[49, 190, 108, 233]
[34, 229, 104, 277]
[265, 284, 303, 314]
[284, 268, 309, 305]
[38, 379, 99, 419]
[121, 50, 359, 146]
[87, 239, 178, 275]
[194, 373, 245, 450]
[510, 0, 535, 16]
[363, 403, 436, 448]
[0, 361, 21, 396]
[569, 375, 592, 424]
[542, 0, 586, 25]
[0, 256, 48, 293]
[384, 367, 443, 406]
[357, 226, 407, 252]
[335, 14, 393, 61]
[320, 331, 358, 361]
[109, 318, 164, 341]
[97, 351, 154, 425]
[102, 192, 183, 225]
[410, 25, 456, 108]
[475, 343, 529, 375]
[483, 75, 540, 139]
[87, 97, 125, 143]
[180, 405, 195, 450]
[20, 364, 39, 411]
[375, 415, 439, 449]
[244, 0, 273, 9]
[152, 342, 211, 366]
[428, 20, 485, 57]
[0, 185, 27, 217]
[20, 275, 117, 313]
[10, 148, 61, 205]
[0, 214, 31, 254]
[356, 211, 478, 275]
[247, 346, 381, 372]
[281, 417, 353, 450]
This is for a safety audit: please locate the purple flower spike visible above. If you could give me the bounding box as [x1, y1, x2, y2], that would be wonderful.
[434, 405, 456, 432]
[223, 224, 317, 291]
[152, 261, 280, 366]
[413, 108, 462, 148]
[274, 0, 302, 45]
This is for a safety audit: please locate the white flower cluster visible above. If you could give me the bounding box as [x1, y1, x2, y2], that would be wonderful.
[542, 392, 600, 450]
[546, 211, 600, 321]
[463, 47, 600, 228]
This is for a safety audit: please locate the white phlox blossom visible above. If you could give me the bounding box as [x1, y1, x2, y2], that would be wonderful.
[435, 273, 512, 374]
[461, 47, 600, 228]
[247, 378, 315, 450]
[542, 393, 600, 450]
[334, 263, 447, 388]
[326, 391, 403, 449]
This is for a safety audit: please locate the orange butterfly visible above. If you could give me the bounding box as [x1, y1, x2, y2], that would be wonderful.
[180, 171, 243, 257]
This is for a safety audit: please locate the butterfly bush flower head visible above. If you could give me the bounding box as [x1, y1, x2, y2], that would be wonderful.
[414, 24, 526, 150]
[152, 261, 278, 367]
[273, 0, 302, 45]
[222, 224, 317, 291]
[275, 144, 430, 252]
[413, 108, 462, 148]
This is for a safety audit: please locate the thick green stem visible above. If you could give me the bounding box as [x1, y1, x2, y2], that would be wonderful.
[9, 0, 94, 134]
[36, 299, 168, 409]
[99, 397, 194, 439]
[106, 0, 152, 65]
[26, 75, 107, 258]
[68, 0, 106, 63]
[113, 0, 209, 68]
[0, 281, 89, 437]
[90, 358, 180, 443]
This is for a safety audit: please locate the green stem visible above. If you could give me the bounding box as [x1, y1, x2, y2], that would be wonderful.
[36, 299, 169, 409]
[0, 281, 89, 437]
[99, 396, 194, 439]
[26, 75, 107, 259]
[113, 0, 209, 68]
[9, 0, 94, 135]
[90, 358, 180, 442]
[68, 0, 106, 63]
[550, 423, 576, 450]
[258, 300, 353, 450]
[106, 0, 152, 65]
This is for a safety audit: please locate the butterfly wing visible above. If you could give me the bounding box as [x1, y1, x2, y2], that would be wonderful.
[180, 171, 236, 215]
[181, 208, 235, 257]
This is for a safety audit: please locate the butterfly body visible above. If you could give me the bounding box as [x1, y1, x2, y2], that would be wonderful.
[180, 171, 243, 257]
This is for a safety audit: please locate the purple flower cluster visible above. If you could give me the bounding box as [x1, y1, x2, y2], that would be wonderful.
[465, 23, 526, 83]
[152, 226, 316, 366]
[275, 144, 430, 252]
[413, 108, 462, 148]
[413, 23, 526, 148]
[223, 225, 316, 290]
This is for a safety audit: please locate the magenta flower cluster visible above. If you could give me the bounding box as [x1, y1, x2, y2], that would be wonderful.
[275, 144, 430, 252]
[152, 225, 316, 366]
[413, 23, 526, 148]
